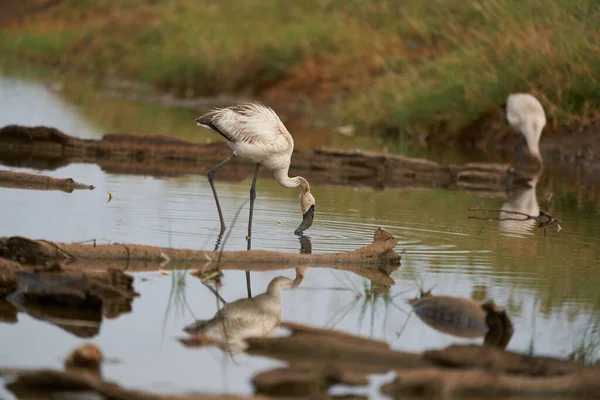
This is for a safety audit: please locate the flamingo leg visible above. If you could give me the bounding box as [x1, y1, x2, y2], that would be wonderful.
[208, 153, 236, 233]
[516, 134, 525, 169]
[245, 163, 260, 298]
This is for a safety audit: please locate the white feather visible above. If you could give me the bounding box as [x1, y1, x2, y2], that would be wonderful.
[506, 93, 546, 160]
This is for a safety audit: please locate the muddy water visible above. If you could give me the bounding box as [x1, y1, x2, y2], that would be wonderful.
[1, 74, 600, 398]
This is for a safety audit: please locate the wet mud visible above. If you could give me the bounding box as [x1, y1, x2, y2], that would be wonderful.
[0, 125, 533, 196]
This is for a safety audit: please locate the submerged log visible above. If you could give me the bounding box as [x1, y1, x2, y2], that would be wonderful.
[0, 298, 17, 323]
[0, 228, 400, 286]
[382, 367, 600, 397]
[280, 321, 390, 350]
[423, 344, 585, 376]
[244, 321, 599, 397]
[0, 170, 94, 192]
[252, 365, 368, 397]
[1, 262, 138, 337]
[0, 256, 22, 296]
[0, 125, 533, 193]
[246, 335, 433, 374]
[2, 369, 267, 400]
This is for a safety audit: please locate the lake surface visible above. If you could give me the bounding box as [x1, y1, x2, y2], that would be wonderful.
[1, 72, 599, 399]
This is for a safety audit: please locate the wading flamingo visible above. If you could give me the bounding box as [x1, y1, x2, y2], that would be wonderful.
[505, 93, 546, 169]
[195, 103, 316, 243]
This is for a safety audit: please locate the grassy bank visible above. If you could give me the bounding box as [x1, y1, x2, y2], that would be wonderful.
[1, 0, 599, 140]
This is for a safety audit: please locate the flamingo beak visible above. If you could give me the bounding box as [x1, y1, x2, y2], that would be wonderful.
[294, 204, 315, 235]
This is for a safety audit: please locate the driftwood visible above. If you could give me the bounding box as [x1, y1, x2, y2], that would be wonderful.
[280, 321, 390, 350]
[0, 262, 138, 337]
[422, 344, 586, 376]
[0, 228, 401, 286]
[0, 256, 22, 295]
[382, 368, 600, 397]
[0, 170, 94, 192]
[252, 365, 368, 397]
[246, 335, 433, 374]
[1, 343, 265, 400]
[0, 298, 17, 323]
[0, 125, 532, 194]
[1, 368, 267, 400]
[244, 321, 600, 397]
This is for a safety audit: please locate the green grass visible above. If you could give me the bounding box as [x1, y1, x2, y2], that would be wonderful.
[1, 0, 599, 137]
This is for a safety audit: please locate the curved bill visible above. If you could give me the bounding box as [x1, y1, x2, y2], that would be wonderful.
[294, 204, 315, 235]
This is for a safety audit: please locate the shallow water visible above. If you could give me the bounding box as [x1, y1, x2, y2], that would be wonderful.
[1, 73, 600, 399]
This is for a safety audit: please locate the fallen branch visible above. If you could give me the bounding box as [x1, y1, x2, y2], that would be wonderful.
[0, 125, 533, 194]
[1, 263, 138, 337]
[245, 321, 598, 397]
[1, 368, 267, 400]
[382, 367, 600, 397]
[0, 228, 401, 286]
[246, 334, 433, 374]
[0, 170, 94, 192]
[252, 365, 368, 397]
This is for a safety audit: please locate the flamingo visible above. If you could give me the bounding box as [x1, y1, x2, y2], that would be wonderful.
[195, 103, 316, 244]
[505, 93, 546, 169]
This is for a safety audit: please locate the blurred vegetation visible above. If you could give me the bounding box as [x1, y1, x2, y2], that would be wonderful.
[1, 0, 599, 138]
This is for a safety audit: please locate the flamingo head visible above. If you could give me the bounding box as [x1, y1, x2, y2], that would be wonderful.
[294, 191, 315, 235]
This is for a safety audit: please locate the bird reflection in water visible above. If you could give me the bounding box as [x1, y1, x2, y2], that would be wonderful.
[407, 289, 514, 349]
[499, 170, 543, 235]
[181, 267, 306, 353]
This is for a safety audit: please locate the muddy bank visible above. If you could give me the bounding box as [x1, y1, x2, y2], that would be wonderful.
[0, 125, 532, 196]
[0, 228, 400, 286]
[0, 170, 94, 192]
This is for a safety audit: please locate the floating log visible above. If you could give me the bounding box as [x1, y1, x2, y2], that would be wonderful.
[0, 256, 22, 296]
[382, 368, 600, 397]
[0, 125, 532, 194]
[280, 321, 390, 350]
[0, 170, 94, 192]
[244, 321, 599, 397]
[1, 368, 268, 400]
[423, 344, 586, 376]
[0, 228, 401, 286]
[0, 298, 17, 323]
[252, 365, 368, 397]
[246, 335, 433, 374]
[0, 262, 138, 337]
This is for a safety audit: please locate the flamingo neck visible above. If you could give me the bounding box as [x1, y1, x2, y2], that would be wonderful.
[523, 124, 544, 169]
[273, 168, 309, 192]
